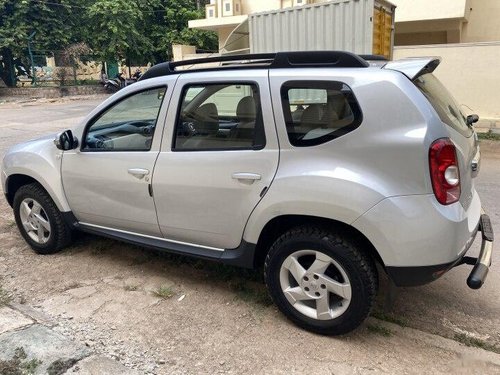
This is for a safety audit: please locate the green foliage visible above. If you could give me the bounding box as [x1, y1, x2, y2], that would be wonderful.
[86, 0, 153, 61]
[0, 347, 42, 375]
[0, 0, 217, 86]
[477, 130, 500, 141]
[0, 0, 76, 55]
[145, 0, 218, 61]
[152, 285, 175, 299]
[0, 285, 11, 306]
[454, 333, 500, 354]
[367, 323, 392, 337]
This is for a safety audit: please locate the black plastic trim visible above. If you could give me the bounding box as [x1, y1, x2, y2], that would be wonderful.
[77, 223, 256, 268]
[467, 263, 488, 289]
[61, 211, 79, 229]
[481, 213, 494, 241]
[139, 51, 369, 81]
[386, 261, 458, 287]
[359, 54, 388, 61]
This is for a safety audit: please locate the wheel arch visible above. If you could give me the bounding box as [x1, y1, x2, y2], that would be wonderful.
[5, 173, 68, 212]
[252, 214, 385, 270]
[5, 174, 39, 207]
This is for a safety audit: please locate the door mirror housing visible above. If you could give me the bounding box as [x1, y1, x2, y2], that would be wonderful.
[54, 130, 78, 150]
[466, 114, 479, 126]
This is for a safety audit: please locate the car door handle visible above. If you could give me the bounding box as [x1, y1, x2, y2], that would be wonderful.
[128, 168, 150, 179]
[232, 172, 262, 181]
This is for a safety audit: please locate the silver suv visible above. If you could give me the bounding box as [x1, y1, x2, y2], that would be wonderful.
[1, 52, 494, 335]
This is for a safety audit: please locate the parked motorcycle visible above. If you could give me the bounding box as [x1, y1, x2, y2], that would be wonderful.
[102, 69, 142, 93]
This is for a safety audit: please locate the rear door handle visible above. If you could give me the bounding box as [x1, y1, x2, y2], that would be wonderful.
[128, 168, 150, 179]
[232, 172, 262, 181]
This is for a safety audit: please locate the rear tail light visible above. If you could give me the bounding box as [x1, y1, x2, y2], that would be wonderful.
[429, 138, 460, 205]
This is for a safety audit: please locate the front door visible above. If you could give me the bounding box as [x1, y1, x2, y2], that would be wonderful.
[153, 71, 279, 249]
[62, 86, 169, 236]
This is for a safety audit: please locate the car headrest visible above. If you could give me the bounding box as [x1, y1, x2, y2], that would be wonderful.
[236, 96, 256, 122]
[195, 103, 219, 135]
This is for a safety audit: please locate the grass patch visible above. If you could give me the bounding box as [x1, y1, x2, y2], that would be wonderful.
[0, 347, 42, 375]
[46, 358, 78, 375]
[7, 220, 17, 228]
[371, 311, 408, 327]
[147, 252, 272, 307]
[454, 333, 500, 354]
[124, 284, 139, 292]
[478, 130, 500, 141]
[367, 323, 392, 337]
[0, 286, 11, 307]
[152, 285, 174, 299]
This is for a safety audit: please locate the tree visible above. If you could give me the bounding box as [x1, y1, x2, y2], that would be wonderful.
[84, 0, 153, 63]
[0, 0, 217, 86]
[0, 0, 79, 86]
[145, 0, 217, 62]
[85, 0, 217, 64]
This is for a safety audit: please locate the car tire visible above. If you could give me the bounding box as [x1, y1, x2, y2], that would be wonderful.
[13, 183, 73, 254]
[264, 226, 377, 335]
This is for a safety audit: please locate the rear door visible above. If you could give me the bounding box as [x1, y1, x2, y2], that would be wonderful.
[414, 73, 478, 209]
[152, 70, 279, 249]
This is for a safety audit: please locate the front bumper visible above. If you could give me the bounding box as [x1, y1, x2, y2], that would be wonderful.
[386, 209, 494, 289]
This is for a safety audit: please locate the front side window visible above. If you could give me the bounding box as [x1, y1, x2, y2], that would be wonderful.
[281, 81, 362, 146]
[174, 83, 265, 151]
[414, 73, 473, 138]
[83, 87, 166, 151]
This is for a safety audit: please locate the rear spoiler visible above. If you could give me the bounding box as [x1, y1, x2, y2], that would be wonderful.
[383, 57, 441, 80]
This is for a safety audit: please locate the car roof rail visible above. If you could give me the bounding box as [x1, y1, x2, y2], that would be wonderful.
[359, 54, 388, 61]
[139, 51, 369, 81]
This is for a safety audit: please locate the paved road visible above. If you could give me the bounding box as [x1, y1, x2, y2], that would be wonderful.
[0, 97, 499, 374]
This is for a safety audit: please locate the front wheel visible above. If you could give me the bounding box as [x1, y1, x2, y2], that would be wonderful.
[13, 183, 73, 254]
[264, 226, 377, 335]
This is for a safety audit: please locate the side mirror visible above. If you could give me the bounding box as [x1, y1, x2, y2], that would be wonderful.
[466, 114, 479, 126]
[54, 130, 78, 150]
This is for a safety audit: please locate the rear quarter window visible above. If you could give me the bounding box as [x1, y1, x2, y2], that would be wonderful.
[280, 81, 362, 147]
[414, 73, 473, 138]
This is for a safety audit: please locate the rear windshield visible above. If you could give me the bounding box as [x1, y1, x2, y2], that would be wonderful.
[414, 73, 473, 138]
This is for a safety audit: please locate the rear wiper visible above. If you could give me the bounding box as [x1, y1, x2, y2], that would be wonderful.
[466, 114, 479, 126]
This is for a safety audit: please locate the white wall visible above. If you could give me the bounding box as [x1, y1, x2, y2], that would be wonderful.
[394, 42, 500, 122]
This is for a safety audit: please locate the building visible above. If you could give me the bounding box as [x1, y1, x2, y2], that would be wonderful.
[188, 0, 326, 53]
[391, 0, 500, 125]
[392, 0, 500, 45]
[187, 0, 500, 125]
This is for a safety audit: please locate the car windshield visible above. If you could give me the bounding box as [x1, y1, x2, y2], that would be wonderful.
[414, 73, 473, 137]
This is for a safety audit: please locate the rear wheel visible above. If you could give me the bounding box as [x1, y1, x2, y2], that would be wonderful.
[264, 226, 377, 335]
[13, 183, 72, 254]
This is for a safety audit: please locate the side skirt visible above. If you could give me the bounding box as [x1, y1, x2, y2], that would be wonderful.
[76, 222, 256, 269]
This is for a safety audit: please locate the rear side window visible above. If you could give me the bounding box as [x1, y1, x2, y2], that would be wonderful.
[174, 83, 265, 151]
[281, 81, 362, 147]
[414, 73, 473, 138]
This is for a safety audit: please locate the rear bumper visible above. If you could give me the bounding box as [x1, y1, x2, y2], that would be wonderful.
[386, 210, 494, 288]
